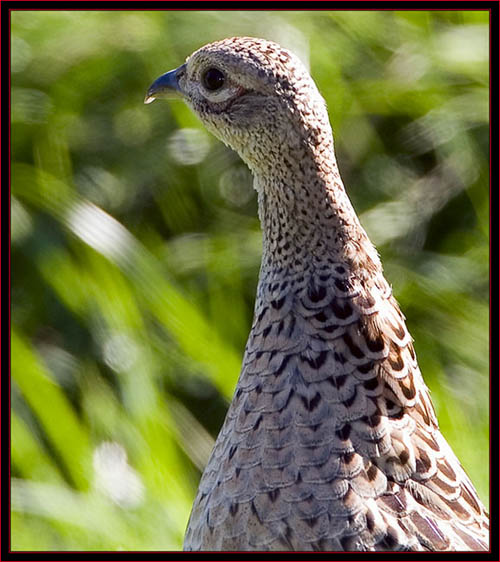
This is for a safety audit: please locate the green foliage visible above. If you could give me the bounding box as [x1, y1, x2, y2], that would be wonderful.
[11, 10, 489, 550]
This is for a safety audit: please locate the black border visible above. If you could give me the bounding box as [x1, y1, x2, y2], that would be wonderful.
[2, 2, 498, 561]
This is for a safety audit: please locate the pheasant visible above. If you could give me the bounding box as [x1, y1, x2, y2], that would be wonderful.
[145, 37, 489, 551]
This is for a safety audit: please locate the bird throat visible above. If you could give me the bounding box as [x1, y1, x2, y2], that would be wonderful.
[254, 147, 367, 277]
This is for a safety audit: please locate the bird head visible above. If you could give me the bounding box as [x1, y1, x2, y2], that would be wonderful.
[145, 37, 331, 175]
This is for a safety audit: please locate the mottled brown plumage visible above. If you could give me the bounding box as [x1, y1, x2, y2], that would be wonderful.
[146, 37, 489, 552]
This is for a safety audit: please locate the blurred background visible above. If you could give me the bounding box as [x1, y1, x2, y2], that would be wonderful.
[11, 10, 489, 551]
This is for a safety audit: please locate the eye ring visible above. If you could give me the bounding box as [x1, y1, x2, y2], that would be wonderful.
[202, 68, 225, 91]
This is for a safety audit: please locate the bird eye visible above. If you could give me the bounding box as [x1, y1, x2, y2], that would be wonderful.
[202, 68, 225, 91]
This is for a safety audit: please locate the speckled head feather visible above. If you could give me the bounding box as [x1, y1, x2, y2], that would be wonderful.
[146, 37, 489, 552]
[175, 37, 333, 178]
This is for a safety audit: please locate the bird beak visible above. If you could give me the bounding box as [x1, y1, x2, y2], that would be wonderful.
[144, 63, 186, 104]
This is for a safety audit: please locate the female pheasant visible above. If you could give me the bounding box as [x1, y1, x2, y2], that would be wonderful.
[145, 37, 489, 552]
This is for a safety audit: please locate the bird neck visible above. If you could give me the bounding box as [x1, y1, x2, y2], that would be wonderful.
[254, 141, 381, 280]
